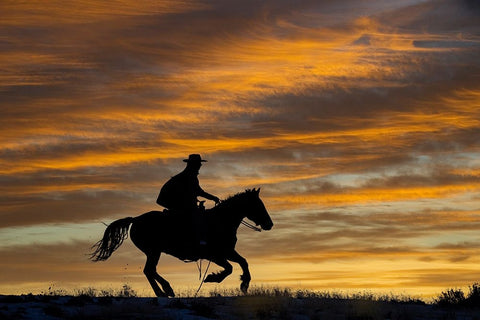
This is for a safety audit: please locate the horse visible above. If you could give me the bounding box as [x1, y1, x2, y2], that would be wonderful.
[90, 188, 273, 297]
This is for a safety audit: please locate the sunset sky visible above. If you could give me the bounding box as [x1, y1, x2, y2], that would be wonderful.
[1, 0, 480, 298]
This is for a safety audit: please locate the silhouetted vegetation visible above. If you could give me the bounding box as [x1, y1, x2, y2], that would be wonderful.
[209, 286, 425, 305]
[4, 284, 480, 319]
[40, 283, 137, 298]
[435, 282, 480, 308]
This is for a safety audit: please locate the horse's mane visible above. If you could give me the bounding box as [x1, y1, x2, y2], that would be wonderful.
[208, 189, 258, 213]
[223, 189, 257, 203]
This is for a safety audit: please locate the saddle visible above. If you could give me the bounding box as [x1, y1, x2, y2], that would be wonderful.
[158, 205, 208, 257]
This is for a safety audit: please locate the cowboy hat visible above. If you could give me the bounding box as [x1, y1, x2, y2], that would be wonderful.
[183, 154, 207, 163]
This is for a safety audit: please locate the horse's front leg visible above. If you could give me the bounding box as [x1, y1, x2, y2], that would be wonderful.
[228, 250, 251, 294]
[204, 258, 233, 283]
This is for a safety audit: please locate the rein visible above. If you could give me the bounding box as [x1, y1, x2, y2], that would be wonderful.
[194, 259, 211, 297]
[214, 200, 262, 232]
[241, 220, 261, 232]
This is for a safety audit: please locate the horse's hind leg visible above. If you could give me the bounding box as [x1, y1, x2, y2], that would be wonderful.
[144, 252, 165, 297]
[228, 250, 251, 294]
[143, 252, 175, 297]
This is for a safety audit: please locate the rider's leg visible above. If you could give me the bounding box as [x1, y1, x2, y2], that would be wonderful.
[192, 209, 207, 245]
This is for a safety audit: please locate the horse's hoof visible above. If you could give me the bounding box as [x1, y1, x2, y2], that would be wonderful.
[205, 273, 223, 283]
[240, 282, 249, 294]
[166, 289, 175, 297]
[162, 285, 175, 297]
[155, 290, 167, 298]
[204, 274, 215, 283]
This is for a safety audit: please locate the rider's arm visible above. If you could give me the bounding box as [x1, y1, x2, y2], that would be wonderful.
[199, 189, 220, 204]
[194, 176, 220, 204]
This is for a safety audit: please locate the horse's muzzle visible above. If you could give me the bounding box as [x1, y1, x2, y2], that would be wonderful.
[262, 222, 273, 231]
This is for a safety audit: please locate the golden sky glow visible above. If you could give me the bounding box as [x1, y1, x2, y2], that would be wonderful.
[1, 0, 480, 298]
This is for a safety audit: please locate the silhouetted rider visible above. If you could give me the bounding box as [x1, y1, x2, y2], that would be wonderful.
[157, 154, 220, 212]
[157, 154, 219, 248]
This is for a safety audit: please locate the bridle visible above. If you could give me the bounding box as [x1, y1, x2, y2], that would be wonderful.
[241, 219, 261, 232]
[213, 199, 262, 232]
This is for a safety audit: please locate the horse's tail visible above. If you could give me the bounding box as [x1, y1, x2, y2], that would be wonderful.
[90, 217, 134, 262]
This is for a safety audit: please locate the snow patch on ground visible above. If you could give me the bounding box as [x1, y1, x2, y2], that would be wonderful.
[0, 294, 478, 319]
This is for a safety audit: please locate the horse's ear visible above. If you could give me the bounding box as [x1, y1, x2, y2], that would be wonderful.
[256, 188, 261, 194]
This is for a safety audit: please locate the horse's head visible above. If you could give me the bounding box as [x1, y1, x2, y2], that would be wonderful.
[244, 188, 273, 231]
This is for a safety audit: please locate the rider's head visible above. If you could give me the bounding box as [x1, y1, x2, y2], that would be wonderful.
[183, 154, 207, 173]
